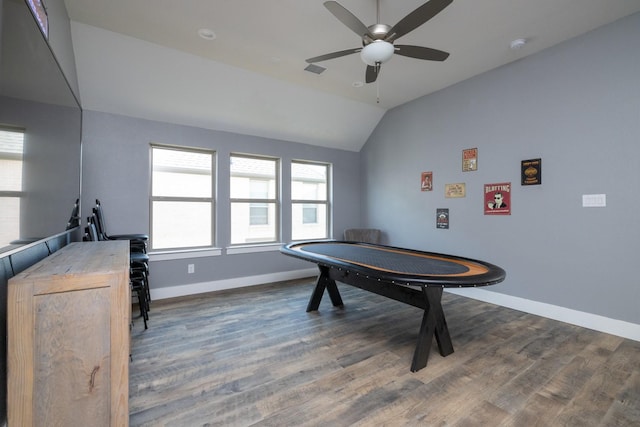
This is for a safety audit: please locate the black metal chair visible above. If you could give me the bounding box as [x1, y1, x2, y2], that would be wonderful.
[85, 217, 150, 329]
[93, 200, 151, 304]
[94, 199, 148, 251]
[65, 198, 81, 230]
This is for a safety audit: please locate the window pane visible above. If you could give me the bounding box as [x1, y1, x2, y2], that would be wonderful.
[0, 159, 23, 191]
[250, 203, 268, 225]
[152, 201, 211, 249]
[230, 156, 276, 198]
[292, 162, 327, 200]
[0, 197, 20, 248]
[292, 203, 326, 240]
[152, 147, 212, 198]
[302, 204, 317, 224]
[231, 202, 276, 244]
[0, 129, 24, 191]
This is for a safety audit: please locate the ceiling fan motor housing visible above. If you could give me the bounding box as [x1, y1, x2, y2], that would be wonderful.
[365, 23, 392, 43]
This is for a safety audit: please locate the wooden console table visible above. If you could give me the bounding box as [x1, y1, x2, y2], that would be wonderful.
[8, 241, 130, 426]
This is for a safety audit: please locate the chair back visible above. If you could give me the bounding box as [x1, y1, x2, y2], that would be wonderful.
[343, 228, 381, 244]
[86, 215, 102, 242]
[93, 202, 109, 238]
[65, 198, 80, 230]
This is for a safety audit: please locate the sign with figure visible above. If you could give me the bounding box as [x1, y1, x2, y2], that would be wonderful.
[484, 182, 511, 215]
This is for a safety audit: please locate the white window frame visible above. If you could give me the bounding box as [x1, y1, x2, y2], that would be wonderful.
[0, 127, 25, 247]
[291, 160, 331, 241]
[230, 153, 280, 245]
[150, 144, 215, 251]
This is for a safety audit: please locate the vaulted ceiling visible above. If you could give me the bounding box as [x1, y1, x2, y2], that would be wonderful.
[64, 0, 640, 151]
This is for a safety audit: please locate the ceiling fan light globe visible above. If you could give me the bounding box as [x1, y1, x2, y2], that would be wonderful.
[360, 40, 394, 66]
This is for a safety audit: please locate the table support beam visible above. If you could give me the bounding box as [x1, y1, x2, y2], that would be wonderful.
[306, 266, 454, 372]
[411, 287, 454, 372]
[306, 265, 343, 311]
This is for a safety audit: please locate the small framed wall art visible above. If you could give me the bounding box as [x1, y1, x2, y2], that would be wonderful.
[462, 148, 477, 172]
[436, 208, 449, 229]
[421, 171, 433, 191]
[445, 183, 466, 198]
[484, 182, 511, 215]
[521, 158, 542, 185]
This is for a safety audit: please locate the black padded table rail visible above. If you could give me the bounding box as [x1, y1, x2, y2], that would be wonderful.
[281, 241, 505, 287]
[280, 240, 507, 372]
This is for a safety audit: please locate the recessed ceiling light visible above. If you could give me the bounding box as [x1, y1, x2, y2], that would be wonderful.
[198, 28, 216, 40]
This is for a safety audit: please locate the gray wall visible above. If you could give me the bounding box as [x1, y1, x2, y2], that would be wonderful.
[361, 13, 640, 324]
[81, 110, 361, 289]
[43, 0, 80, 100]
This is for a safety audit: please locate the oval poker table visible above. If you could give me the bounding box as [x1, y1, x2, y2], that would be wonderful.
[280, 240, 506, 372]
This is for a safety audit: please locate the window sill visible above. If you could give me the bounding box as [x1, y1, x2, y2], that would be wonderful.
[149, 247, 222, 262]
[226, 243, 282, 255]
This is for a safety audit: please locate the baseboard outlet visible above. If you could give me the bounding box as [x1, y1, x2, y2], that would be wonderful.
[150, 268, 318, 301]
[446, 287, 640, 342]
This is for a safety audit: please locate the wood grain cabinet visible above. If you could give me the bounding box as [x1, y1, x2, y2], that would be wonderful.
[8, 241, 130, 426]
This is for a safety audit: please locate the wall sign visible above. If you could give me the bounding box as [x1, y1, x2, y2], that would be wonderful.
[421, 171, 433, 191]
[445, 183, 466, 198]
[462, 148, 477, 172]
[521, 158, 542, 185]
[436, 208, 449, 229]
[484, 182, 511, 215]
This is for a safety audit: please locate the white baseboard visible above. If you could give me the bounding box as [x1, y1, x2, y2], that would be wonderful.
[150, 268, 318, 300]
[446, 287, 640, 342]
[149, 269, 640, 343]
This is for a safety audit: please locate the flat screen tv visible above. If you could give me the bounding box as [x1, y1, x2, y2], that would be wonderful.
[0, 0, 82, 254]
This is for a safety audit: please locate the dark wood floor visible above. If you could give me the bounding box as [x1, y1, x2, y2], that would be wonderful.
[129, 278, 640, 426]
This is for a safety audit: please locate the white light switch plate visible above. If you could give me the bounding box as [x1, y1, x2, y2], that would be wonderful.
[582, 194, 606, 207]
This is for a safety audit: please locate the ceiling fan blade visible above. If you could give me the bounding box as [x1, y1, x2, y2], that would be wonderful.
[386, 0, 453, 42]
[394, 45, 449, 61]
[365, 64, 379, 83]
[306, 48, 361, 63]
[324, 1, 373, 39]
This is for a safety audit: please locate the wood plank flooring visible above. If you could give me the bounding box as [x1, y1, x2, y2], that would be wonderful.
[129, 278, 640, 426]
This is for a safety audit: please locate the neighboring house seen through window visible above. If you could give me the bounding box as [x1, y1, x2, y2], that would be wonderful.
[230, 154, 279, 244]
[150, 145, 214, 250]
[291, 161, 330, 240]
[0, 127, 24, 248]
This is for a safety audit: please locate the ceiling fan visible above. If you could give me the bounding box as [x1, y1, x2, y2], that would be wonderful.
[306, 0, 453, 84]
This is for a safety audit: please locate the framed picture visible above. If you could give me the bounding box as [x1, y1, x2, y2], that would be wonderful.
[484, 182, 511, 215]
[436, 208, 449, 229]
[445, 183, 466, 198]
[462, 148, 477, 172]
[521, 158, 542, 185]
[421, 171, 433, 191]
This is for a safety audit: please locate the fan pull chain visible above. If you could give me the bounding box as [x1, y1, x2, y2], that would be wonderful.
[375, 62, 381, 103]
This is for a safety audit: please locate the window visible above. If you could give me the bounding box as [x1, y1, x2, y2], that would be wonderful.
[291, 161, 330, 240]
[249, 180, 269, 225]
[230, 154, 279, 244]
[150, 145, 214, 250]
[0, 127, 24, 247]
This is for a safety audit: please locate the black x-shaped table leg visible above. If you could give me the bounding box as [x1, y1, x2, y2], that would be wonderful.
[305, 265, 454, 372]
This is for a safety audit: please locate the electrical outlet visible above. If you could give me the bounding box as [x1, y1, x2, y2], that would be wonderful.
[188, 264, 195, 274]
